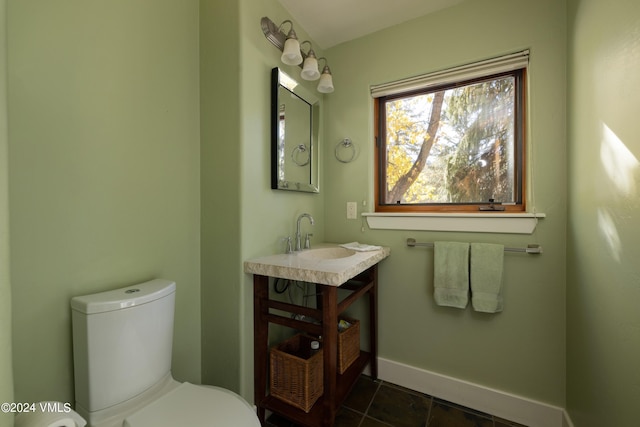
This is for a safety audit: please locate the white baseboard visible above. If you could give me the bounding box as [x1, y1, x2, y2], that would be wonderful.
[375, 357, 566, 427]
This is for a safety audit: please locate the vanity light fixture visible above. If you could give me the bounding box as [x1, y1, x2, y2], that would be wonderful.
[261, 16, 334, 93]
[317, 58, 334, 93]
[300, 41, 321, 81]
[279, 20, 303, 65]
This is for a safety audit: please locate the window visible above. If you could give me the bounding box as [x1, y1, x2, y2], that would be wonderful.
[373, 51, 528, 213]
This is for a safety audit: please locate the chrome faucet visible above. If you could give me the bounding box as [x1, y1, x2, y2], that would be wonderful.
[295, 213, 315, 251]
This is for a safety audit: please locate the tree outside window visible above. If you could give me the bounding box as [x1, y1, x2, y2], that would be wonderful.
[375, 69, 525, 212]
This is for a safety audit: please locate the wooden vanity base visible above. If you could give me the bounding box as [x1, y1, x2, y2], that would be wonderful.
[253, 266, 378, 427]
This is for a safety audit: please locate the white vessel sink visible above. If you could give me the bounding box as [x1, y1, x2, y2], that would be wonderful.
[244, 244, 390, 286]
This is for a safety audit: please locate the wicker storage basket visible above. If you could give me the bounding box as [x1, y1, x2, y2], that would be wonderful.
[270, 334, 323, 412]
[338, 317, 360, 374]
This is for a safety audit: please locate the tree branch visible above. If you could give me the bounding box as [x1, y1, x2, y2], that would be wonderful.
[386, 91, 445, 203]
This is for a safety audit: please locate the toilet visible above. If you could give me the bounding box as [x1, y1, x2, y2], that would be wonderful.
[71, 279, 260, 427]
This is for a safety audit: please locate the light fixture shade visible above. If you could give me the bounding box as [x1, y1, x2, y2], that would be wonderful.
[281, 32, 302, 65]
[301, 50, 320, 81]
[317, 65, 334, 93]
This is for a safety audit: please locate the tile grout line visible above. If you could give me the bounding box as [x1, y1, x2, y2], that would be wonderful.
[355, 378, 383, 427]
[424, 394, 433, 427]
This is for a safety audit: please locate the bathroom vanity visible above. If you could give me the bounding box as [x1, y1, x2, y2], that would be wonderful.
[245, 244, 390, 427]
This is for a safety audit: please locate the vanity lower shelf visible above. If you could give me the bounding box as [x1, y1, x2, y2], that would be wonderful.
[259, 351, 370, 427]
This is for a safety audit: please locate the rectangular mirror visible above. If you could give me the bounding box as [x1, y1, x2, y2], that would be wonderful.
[271, 67, 320, 193]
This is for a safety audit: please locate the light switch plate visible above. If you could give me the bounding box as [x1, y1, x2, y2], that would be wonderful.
[347, 202, 357, 219]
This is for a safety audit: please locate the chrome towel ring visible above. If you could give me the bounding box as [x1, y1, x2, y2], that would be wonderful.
[335, 138, 356, 163]
[291, 144, 310, 166]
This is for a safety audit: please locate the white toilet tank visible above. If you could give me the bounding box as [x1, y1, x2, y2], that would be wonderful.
[71, 279, 176, 413]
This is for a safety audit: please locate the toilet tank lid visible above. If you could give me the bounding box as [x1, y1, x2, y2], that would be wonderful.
[71, 279, 176, 314]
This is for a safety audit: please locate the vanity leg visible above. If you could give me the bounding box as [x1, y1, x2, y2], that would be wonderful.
[314, 283, 322, 312]
[253, 275, 269, 424]
[321, 285, 338, 427]
[368, 266, 378, 380]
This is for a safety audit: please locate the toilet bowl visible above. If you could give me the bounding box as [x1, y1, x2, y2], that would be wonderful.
[14, 401, 86, 427]
[123, 382, 256, 427]
[71, 279, 260, 427]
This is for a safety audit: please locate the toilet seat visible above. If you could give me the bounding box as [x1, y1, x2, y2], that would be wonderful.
[123, 382, 260, 427]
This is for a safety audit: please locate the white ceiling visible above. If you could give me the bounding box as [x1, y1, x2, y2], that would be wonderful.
[276, 0, 466, 49]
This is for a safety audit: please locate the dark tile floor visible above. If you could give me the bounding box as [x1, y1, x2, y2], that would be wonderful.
[266, 375, 527, 427]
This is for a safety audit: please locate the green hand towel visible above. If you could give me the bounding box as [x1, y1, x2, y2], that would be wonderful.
[470, 243, 504, 313]
[434, 242, 470, 309]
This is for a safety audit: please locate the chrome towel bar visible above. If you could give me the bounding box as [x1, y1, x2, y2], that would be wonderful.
[406, 238, 543, 254]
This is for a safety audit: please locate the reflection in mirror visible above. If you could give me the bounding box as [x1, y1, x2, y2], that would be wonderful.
[271, 67, 320, 193]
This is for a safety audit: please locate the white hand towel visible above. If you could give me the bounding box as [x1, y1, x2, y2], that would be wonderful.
[339, 242, 382, 252]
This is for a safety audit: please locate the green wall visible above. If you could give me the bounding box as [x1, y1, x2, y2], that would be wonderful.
[323, 0, 567, 405]
[199, 0, 243, 393]
[237, 0, 328, 398]
[1, 0, 14, 426]
[8, 0, 201, 404]
[199, 0, 327, 397]
[566, 0, 640, 425]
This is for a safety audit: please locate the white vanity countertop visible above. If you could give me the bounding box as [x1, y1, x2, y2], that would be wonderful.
[244, 243, 391, 286]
